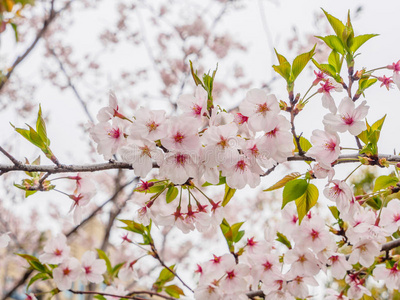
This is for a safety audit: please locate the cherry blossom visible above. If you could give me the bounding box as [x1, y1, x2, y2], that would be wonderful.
[239, 88, 280, 132]
[159, 151, 199, 184]
[128, 107, 168, 141]
[318, 78, 343, 113]
[221, 154, 263, 189]
[328, 254, 351, 279]
[379, 199, 400, 234]
[284, 247, 320, 276]
[120, 138, 164, 177]
[378, 75, 394, 90]
[348, 238, 381, 267]
[307, 129, 340, 167]
[177, 86, 208, 122]
[161, 117, 201, 152]
[53, 257, 81, 290]
[90, 118, 128, 160]
[97, 91, 127, 122]
[373, 263, 400, 290]
[323, 97, 369, 136]
[387, 60, 400, 90]
[80, 250, 107, 283]
[39, 234, 70, 264]
[323, 180, 353, 212]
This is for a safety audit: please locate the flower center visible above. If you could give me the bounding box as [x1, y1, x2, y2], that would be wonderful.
[235, 160, 247, 171]
[140, 145, 151, 157]
[256, 103, 270, 116]
[174, 132, 185, 143]
[192, 104, 202, 116]
[265, 127, 277, 137]
[310, 229, 319, 240]
[175, 154, 186, 165]
[84, 266, 92, 274]
[226, 270, 235, 279]
[108, 128, 121, 139]
[63, 267, 71, 276]
[341, 114, 354, 125]
[146, 121, 159, 132]
[54, 249, 63, 256]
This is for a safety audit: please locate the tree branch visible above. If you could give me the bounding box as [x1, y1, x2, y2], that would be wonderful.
[0, 0, 75, 91]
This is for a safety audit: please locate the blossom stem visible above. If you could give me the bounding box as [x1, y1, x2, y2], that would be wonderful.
[364, 66, 388, 74]
[301, 84, 315, 102]
[302, 91, 319, 104]
[344, 164, 362, 182]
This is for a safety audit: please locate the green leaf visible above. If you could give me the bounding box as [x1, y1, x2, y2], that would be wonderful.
[119, 219, 145, 234]
[264, 172, 302, 191]
[328, 50, 342, 73]
[189, 60, 203, 86]
[373, 175, 399, 192]
[202, 174, 226, 186]
[315, 35, 344, 55]
[36, 104, 50, 146]
[166, 186, 178, 203]
[164, 284, 184, 298]
[371, 115, 386, 132]
[231, 222, 245, 243]
[282, 179, 308, 209]
[112, 262, 125, 277]
[328, 206, 340, 220]
[321, 9, 345, 40]
[366, 196, 382, 210]
[222, 184, 236, 207]
[292, 45, 316, 80]
[156, 265, 175, 286]
[295, 183, 319, 224]
[274, 48, 290, 65]
[349, 34, 378, 53]
[276, 232, 292, 249]
[10, 22, 18, 42]
[312, 59, 337, 78]
[27, 272, 50, 289]
[294, 136, 312, 153]
[272, 62, 291, 81]
[96, 249, 112, 274]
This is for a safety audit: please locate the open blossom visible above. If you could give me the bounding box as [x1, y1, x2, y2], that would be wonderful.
[307, 129, 340, 167]
[239, 88, 280, 132]
[379, 199, 400, 234]
[39, 234, 70, 264]
[284, 247, 320, 276]
[286, 274, 318, 299]
[90, 119, 128, 160]
[329, 254, 351, 279]
[177, 85, 208, 121]
[161, 117, 201, 152]
[387, 60, 400, 90]
[221, 154, 263, 189]
[312, 163, 335, 180]
[373, 264, 400, 290]
[323, 180, 353, 212]
[348, 238, 381, 267]
[129, 107, 168, 141]
[53, 257, 81, 290]
[201, 123, 240, 167]
[80, 251, 107, 283]
[159, 151, 199, 184]
[0, 233, 10, 248]
[69, 191, 94, 224]
[323, 97, 369, 136]
[318, 78, 343, 113]
[294, 216, 333, 253]
[261, 115, 293, 163]
[120, 138, 164, 177]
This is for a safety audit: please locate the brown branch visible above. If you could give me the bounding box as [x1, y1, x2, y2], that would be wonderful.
[1, 154, 399, 176]
[0, 146, 22, 166]
[0, 0, 75, 91]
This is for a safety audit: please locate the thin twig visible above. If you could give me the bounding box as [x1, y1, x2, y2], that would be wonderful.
[0, 146, 22, 166]
[48, 47, 94, 122]
[0, 0, 75, 91]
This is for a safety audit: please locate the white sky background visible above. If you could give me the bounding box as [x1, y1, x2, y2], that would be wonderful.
[0, 0, 400, 297]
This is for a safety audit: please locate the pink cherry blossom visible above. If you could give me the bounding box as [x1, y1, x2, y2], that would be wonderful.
[294, 216, 333, 253]
[90, 119, 128, 160]
[220, 262, 250, 294]
[323, 180, 353, 212]
[69, 191, 94, 224]
[159, 151, 199, 184]
[307, 129, 340, 167]
[286, 274, 318, 299]
[318, 78, 343, 113]
[348, 238, 380, 267]
[328, 254, 351, 279]
[373, 263, 400, 290]
[39, 234, 70, 264]
[323, 97, 369, 136]
[345, 274, 371, 300]
[201, 123, 240, 167]
[53, 257, 81, 290]
[97, 91, 127, 122]
[378, 75, 394, 90]
[80, 250, 107, 283]
[312, 163, 335, 180]
[387, 60, 400, 90]
[120, 138, 164, 177]
[177, 85, 208, 121]
[260, 115, 293, 163]
[129, 107, 168, 141]
[379, 199, 400, 234]
[221, 154, 263, 189]
[239, 88, 280, 132]
[284, 247, 320, 276]
[161, 117, 201, 152]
